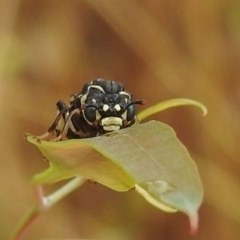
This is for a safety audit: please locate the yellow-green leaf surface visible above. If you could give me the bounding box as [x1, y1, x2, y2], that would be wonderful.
[26, 120, 203, 232]
[28, 137, 136, 192]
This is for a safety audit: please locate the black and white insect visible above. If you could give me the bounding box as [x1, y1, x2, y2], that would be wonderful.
[38, 78, 144, 141]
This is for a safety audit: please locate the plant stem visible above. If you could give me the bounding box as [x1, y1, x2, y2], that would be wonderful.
[11, 177, 86, 240]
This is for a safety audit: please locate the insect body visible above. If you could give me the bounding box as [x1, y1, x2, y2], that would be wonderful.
[39, 78, 143, 141]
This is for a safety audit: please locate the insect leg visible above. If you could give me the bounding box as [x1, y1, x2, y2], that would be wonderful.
[36, 101, 69, 141]
[49, 108, 81, 141]
[54, 101, 69, 134]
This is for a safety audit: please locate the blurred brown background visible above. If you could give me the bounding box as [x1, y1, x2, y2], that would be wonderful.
[1, 0, 240, 239]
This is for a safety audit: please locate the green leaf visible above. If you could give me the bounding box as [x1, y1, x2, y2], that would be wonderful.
[26, 120, 203, 232]
[28, 137, 136, 192]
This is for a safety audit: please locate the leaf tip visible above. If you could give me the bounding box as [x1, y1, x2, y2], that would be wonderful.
[201, 105, 208, 116]
[186, 99, 207, 117]
[186, 209, 199, 235]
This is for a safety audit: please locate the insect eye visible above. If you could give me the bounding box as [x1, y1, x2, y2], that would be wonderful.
[126, 104, 136, 121]
[124, 100, 145, 121]
[84, 107, 96, 122]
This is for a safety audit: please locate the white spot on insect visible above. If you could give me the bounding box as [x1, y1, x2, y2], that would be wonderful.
[80, 85, 105, 104]
[95, 110, 101, 120]
[91, 98, 96, 103]
[119, 91, 131, 99]
[114, 104, 121, 111]
[103, 104, 109, 112]
[101, 117, 123, 131]
[121, 111, 127, 120]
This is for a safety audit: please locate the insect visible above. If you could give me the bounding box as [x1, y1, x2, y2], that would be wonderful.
[37, 78, 144, 141]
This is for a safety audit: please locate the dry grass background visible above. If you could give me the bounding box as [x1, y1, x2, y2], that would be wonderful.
[1, 0, 240, 239]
